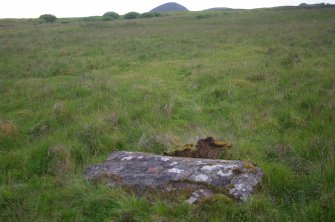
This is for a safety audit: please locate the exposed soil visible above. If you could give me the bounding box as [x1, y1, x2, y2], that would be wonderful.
[165, 137, 233, 159]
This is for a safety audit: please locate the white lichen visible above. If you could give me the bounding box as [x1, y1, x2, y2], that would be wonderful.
[168, 168, 183, 174]
[194, 174, 209, 182]
[169, 161, 178, 166]
[137, 156, 143, 159]
[161, 157, 170, 162]
[235, 183, 243, 190]
[202, 165, 223, 171]
[121, 156, 133, 161]
[217, 170, 232, 177]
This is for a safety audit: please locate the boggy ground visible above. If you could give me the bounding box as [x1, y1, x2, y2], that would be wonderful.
[0, 7, 335, 221]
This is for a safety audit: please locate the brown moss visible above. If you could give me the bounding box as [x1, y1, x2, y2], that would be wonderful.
[227, 184, 235, 189]
[232, 168, 242, 175]
[165, 137, 234, 159]
[168, 147, 193, 157]
[0, 120, 18, 137]
[243, 161, 258, 174]
[213, 140, 233, 148]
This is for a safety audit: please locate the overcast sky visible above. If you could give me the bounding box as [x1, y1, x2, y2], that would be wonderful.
[1, 0, 334, 18]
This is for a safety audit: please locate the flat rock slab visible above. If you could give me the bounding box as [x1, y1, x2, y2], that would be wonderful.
[85, 151, 263, 201]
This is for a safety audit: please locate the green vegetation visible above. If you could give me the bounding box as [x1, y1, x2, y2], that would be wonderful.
[38, 14, 57, 23]
[103, 11, 120, 20]
[1, 7, 335, 221]
[139, 12, 162, 19]
[124, 11, 140, 19]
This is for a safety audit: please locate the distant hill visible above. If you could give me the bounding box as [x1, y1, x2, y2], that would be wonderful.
[150, 2, 188, 12]
[205, 7, 232, 11]
[273, 3, 334, 10]
[298, 3, 334, 8]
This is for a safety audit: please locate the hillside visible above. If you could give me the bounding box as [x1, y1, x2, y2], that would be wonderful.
[0, 7, 335, 221]
[150, 2, 188, 12]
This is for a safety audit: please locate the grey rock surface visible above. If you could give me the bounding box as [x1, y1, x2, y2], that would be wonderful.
[85, 151, 263, 201]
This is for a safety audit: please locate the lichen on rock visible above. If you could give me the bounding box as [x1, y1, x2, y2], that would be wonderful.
[84, 151, 263, 202]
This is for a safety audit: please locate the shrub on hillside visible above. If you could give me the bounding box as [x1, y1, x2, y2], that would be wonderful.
[39, 14, 57, 23]
[196, 14, 212, 19]
[102, 16, 114, 21]
[103, 11, 120, 20]
[139, 12, 161, 18]
[124, 12, 140, 19]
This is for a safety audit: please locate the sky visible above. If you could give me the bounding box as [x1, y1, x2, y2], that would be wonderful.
[1, 0, 334, 18]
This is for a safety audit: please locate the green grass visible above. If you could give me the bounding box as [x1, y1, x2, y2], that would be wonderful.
[1, 7, 335, 221]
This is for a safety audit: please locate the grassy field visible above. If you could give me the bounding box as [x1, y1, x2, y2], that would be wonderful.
[1, 7, 335, 221]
